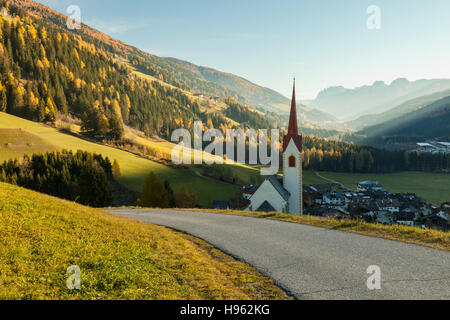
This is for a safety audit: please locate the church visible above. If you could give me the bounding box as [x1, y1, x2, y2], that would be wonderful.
[246, 80, 303, 216]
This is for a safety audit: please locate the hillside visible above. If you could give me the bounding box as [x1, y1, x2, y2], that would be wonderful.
[2, 0, 275, 147]
[358, 96, 450, 139]
[0, 128, 55, 160]
[0, 112, 238, 207]
[14, 0, 335, 124]
[347, 89, 450, 130]
[0, 182, 288, 299]
[307, 78, 450, 120]
[12, 0, 293, 112]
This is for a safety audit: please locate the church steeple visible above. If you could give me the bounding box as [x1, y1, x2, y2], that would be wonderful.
[283, 79, 302, 152]
[288, 78, 298, 135]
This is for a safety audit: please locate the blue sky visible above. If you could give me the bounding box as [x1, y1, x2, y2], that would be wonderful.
[37, 0, 450, 99]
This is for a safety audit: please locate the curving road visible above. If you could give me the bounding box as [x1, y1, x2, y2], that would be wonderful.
[105, 209, 450, 300]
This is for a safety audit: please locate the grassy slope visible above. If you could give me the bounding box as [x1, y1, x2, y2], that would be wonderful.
[316, 171, 450, 205]
[180, 209, 450, 251]
[0, 182, 288, 300]
[0, 112, 236, 207]
[0, 128, 56, 161]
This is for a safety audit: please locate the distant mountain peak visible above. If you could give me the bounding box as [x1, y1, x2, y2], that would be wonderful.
[391, 78, 409, 85]
[309, 78, 450, 120]
[372, 80, 387, 87]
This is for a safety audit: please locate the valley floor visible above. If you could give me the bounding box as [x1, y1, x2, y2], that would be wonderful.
[309, 171, 450, 205]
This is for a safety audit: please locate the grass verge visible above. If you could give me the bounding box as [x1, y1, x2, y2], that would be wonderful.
[178, 209, 450, 252]
[0, 182, 288, 300]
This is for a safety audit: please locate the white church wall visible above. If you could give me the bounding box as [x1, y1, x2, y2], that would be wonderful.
[247, 179, 287, 213]
[283, 139, 302, 215]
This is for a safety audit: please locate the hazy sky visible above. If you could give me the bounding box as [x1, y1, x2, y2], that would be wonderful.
[37, 0, 450, 99]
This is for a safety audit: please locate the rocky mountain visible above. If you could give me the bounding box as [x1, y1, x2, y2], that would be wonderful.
[306, 78, 450, 120]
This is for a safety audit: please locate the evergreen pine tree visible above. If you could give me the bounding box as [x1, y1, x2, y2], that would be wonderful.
[164, 180, 176, 208]
[175, 187, 197, 208]
[112, 159, 121, 180]
[141, 171, 169, 208]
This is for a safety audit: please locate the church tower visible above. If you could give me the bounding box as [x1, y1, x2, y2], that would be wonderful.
[283, 79, 303, 216]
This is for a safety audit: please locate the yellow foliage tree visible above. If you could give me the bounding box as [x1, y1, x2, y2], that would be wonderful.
[28, 24, 37, 40]
[40, 26, 47, 41]
[112, 99, 122, 121]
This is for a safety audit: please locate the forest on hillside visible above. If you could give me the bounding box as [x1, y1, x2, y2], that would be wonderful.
[0, 1, 271, 142]
[301, 136, 449, 173]
[0, 150, 113, 207]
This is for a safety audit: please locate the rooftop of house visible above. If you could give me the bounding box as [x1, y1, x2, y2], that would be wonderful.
[267, 175, 290, 201]
[416, 142, 435, 147]
[212, 200, 229, 210]
[395, 211, 416, 221]
[358, 180, 380, 186]
[308, 184, 331, 193]
[243, 184, 258, 194]
[401, 206, 419, 213]
[376, 198, 401, 207]
[324, 191, 345, 199]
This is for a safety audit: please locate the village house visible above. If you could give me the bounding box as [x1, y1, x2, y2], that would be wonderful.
[420, 205, 434, 218]
[426, 211, 449, 231]
[357, 180, 382, 192]
[376, 211, 393, 225]
[401, 206, 420, 219]
[394, 211, 416, 226]
[413, 142, 450, 154]
[376, 198, 401, 213]
[212, 200, 230, 210]
[323, 191, 347, 208]
[242, 184, 258, 200]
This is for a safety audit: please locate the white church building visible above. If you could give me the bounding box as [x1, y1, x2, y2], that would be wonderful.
[246, 81, 303, 216]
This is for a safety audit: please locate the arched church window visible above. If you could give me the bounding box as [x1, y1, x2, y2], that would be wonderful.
[289, 155, 296, 167]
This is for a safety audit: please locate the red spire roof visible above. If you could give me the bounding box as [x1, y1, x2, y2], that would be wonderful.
[283, 79, 302, 152]
[288, 79, 298, 135]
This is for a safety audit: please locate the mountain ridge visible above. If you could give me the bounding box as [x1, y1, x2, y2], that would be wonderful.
[306, 78, 450, 121]
[358, 95, 450, 140]
[15, 1, 286, 109]
[17, 0, 333, 121]
[347, 89, 450, 130]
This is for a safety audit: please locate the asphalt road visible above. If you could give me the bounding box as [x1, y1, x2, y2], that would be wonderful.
[105, 209, 450, 300]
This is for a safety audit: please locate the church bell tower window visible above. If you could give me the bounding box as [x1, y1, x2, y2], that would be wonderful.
[289, 155, 296, 168]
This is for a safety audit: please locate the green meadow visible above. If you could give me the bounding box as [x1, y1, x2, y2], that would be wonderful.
[0, 112, 236, 207]
[314, 171, 450, 205]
